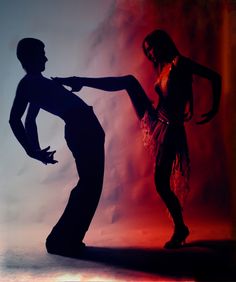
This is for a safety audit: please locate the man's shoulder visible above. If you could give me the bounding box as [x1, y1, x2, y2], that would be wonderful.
[17, 75, 48, 92]
[20, 74, 43, 84]
[17, 75, 35, 88]
[16, 76, 40, 98]
[16, 76, 29, 93]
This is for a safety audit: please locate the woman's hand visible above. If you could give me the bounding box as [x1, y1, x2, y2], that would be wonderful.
[184, 110, 193, 122]
[51, 76, 83, 92]
[27, 146, 58, 165]
[196, 109, 217, 124]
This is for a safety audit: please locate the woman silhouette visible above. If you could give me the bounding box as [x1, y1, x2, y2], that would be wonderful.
[53, 29, 221, 248]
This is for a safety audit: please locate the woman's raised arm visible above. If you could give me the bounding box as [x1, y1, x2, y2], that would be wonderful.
[187, 58, 221, 124]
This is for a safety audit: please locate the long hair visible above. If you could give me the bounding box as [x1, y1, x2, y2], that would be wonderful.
[142, 29, 179, 68]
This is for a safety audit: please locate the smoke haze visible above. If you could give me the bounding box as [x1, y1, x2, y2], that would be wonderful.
[0, 0, 234, 258]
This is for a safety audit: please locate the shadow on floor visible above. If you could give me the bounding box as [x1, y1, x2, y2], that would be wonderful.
[71, 239, 236, 281]
[3, 239, 236, 281]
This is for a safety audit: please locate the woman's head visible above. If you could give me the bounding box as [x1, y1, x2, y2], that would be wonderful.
[142, 29, 179, 67]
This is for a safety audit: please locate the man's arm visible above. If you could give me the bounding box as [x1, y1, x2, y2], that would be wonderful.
[9, 82, 34, 155]
[9, 82, 57, 165]
[25, 104, 41, 151]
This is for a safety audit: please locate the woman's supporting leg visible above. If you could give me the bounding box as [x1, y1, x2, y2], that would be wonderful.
[154, 156, 189, 248]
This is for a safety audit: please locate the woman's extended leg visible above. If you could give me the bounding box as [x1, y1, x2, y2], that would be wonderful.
[125, 75, 154, 120]
[52, 75, 153, 120]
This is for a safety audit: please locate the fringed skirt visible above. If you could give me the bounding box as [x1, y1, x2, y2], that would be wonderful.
[141, 110, 190, 205]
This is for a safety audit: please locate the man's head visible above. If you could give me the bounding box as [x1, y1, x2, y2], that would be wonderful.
[16, 38, 47, 74]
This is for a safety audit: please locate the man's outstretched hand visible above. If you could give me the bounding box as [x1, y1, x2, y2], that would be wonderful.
[27, 146, 58, 165]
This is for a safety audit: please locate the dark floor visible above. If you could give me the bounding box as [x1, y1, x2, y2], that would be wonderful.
[57, 239, 236, 281]
[2, 239, 236, 281]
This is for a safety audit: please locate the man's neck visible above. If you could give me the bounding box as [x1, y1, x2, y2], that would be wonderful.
[26, 71, 43, 77]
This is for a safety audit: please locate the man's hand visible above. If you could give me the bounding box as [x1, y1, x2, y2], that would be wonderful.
[51, 76, 82, 92]
[27, 146, 58, 165]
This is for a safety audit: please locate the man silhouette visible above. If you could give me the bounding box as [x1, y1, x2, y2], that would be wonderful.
[9, 38, 105, 256]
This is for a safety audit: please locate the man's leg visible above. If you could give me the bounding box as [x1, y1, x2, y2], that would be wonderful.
[46, 122, 105, 253]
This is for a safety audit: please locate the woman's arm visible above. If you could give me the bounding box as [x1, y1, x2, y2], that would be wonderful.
[188, 58, 221, 124]
[184, 93, 194, 122]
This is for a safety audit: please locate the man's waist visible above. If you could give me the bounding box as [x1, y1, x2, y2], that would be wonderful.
[63, 105, 94, 122]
